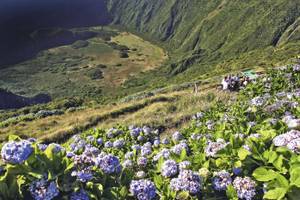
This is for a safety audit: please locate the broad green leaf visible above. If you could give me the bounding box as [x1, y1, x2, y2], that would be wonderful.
[238, 148, 250, 161]
[253, 167, 277, 182]
[263, 188, 287, 200]
[177, 191, 190, 200]
[290, 166, 300, 187]
[226, 185, 238, 200]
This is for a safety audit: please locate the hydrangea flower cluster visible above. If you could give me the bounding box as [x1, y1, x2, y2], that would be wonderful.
[233, 177, 256, 200]
[161, 159, 178, 177]
[205, 139, 228, 157]
[273, 130, 300, 152]
[172, 131, 183, 142]
[137, 157, 148, 167]
[153, 148, 170, 161]
[179, 161, 191, 170]
[212, 170, 232, 191]
[130, 179, 156, 200]
[113, 139, 125, 149]
[141, 144, 152, 157]
[170, 170, 202, 195]
[95, 154, 121, 174]
[171, 142, 189, 155]
[70, 189, 90, 200]
[1, 140, 33, 164]
[29, 179, 59, 200]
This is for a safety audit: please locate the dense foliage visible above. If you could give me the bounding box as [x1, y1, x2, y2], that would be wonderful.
[2, 65, 300, 199]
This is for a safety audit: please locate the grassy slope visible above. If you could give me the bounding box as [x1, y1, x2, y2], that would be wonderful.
[0, 80, 232, 143]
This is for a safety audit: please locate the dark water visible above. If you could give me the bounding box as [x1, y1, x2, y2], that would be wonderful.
[0, 0, 111, 67]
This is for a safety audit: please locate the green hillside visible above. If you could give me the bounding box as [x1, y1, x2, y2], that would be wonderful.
[108, 0, 300, 75]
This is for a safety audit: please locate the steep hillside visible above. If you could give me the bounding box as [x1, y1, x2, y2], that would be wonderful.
[108, 0, 300, 74]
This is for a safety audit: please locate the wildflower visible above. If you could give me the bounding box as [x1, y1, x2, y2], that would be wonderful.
[233, 177, 256, 200]
[161, 160, 178, 178]
[212, 170, 232, 191]
[29, 179, 59, 200]
[130, 179, 156, 200]
[1, 140, 33, 164]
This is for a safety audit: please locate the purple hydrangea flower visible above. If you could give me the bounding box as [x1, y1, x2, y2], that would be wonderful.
[29, 179, 59, 200]
[170, 170, 202, 195]
[171, 142, 189, 155]
[137, 135, 145, 142]
[137, 157, 148, 167]
[130, 127, 142, 138]
[70, 189, 89, 200]
[141, 145, 152, 157]
[38, 144, 48, 151]
[161, 160, 178, 178]
[125, 151, 134, 159]
[122, 159, 133, 169]
[179, 161, 191, 170]
[132, 144, 141, 151]
[205, 139, 228, 157]
[233, 177, 256, 200]
[143, 126, 152, 136]
[1, 140, 33, 164]
[95, 154, 121, 174]
[212, 170, 232, 191]
[153, 139, 160, 147]
[153, 148, 170, 162]
[130, 179, 156, 200]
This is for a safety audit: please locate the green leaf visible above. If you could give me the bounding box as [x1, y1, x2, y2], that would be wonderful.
[275, 174, 289, 189]
[238, 148, 250, 161]
[263, 188, 287, 200]
[290, 166, 300, 187]
[252, 167, 277, 182]
[226, 185, 238, 200]
[177, 191, 190, 200]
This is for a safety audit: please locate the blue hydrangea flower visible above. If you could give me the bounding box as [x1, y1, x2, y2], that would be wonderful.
[1, 140, 33, 164]
[141, 145, 152, 157]
[86, 136, 95, 142]
[130, 127, 142, 138]
[70, 189, 89, 200]
[161, 160, 178, 178]
[125, 151, 134, 159]
[132, 144, 141, 151]
[95, 154, 121, 174]
[212, 170, 232, 191]
[170, 170, 202, 195]
[161, 138, 170, 145]
[171, 142, 189, 155]
[96, 138, 103, 145]
[130, 179, 156, 200]
[104, 141, 113, 148]
[37, 144, 48, 151]
[153, 139, 160, 147]
[29, 179, 59, 200]
[233, 177, 256, 200]
[172, 131, 183, 142]
[143, 126, 152, 136]
[137, 135, 145, 142]
[153, 148, 170, 162]
[113, 139, 125, 149]
[233, 168, 242, 175]
[71, 170, 93, 182]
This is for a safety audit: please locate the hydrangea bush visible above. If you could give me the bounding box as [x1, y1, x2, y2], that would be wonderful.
[1, 65, 300, 199]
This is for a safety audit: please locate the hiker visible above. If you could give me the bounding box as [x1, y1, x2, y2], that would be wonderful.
[221, 76, 229, 90]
